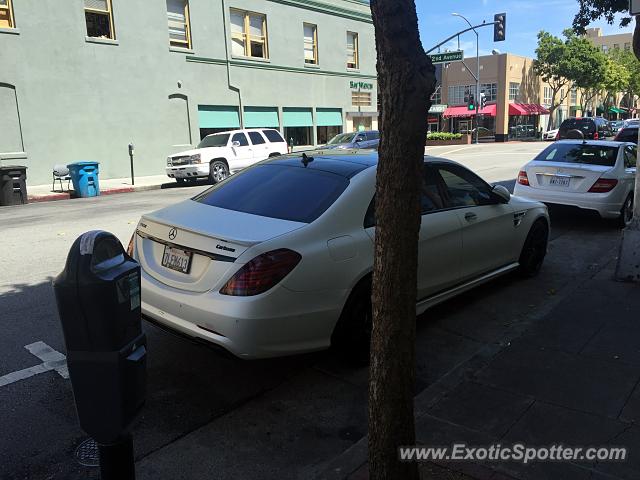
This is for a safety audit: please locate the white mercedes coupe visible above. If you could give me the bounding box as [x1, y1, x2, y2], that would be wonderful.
[129, 151, 549, 360]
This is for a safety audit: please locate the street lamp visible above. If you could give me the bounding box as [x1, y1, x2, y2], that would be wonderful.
[452, 12, 480, 144]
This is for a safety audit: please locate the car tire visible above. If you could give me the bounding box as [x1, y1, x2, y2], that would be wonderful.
[268, 152, 281, 158]
[518, 219, 549, 278]
[209, 160, 229, 184]
[331, 277, 372, 366]
[175, 178, 185, 184]
[618, 194, 634, 228]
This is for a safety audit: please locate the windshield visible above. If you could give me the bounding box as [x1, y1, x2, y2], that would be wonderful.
[194, 164, 349, 223]
[198, 134, 230, 148]
[327, 133, 355, 145]
[536, 143, 619, 167]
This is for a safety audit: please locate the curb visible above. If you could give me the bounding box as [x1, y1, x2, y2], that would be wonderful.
[26, 183, 164, 203]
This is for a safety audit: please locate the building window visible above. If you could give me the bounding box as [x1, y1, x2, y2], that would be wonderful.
[602, 45, 609, 53]
[448, 85, 472, 106]
[613, 43, 619, 49]
[347, 32, 359, 69]
[303, 23, 318, 65]
[570, 88, 577, 105]
[85, 0, 115, 39]
[509, 82, 520, 101]
[230, 9, 268, 59]
[543, 86, 552, 105]
[480, 83, 497, 102]
[167, 0, 191, 49]
[352, 91, 371, 107]
[625, 42, 631, 51]
[431, 86, 441, 105]
[317, 126, 341, 145]
[0, 0, 15, 28]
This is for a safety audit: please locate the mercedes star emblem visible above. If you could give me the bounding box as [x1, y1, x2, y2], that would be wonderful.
[168, 228, 177, 240]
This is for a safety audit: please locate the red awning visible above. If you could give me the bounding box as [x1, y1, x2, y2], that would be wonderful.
[509, 103, 549, 115]
[443, 104, 496, 118]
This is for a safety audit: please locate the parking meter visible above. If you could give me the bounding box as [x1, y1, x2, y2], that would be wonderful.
[54, 230, 145, 479]
[128, 143, 135, 186]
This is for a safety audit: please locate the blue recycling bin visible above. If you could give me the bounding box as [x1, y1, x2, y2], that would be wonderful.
[67, 162, 100, 198]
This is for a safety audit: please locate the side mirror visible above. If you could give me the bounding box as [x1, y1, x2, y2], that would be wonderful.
[492, 184, 511, 203]
[232, 141, 241, 147]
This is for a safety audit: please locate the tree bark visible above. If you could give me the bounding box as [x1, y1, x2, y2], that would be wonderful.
[368, 1, 435, 479]
[632, 17, 640, 226]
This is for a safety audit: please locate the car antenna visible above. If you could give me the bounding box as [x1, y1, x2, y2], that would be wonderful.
[301, 152, 314, 167]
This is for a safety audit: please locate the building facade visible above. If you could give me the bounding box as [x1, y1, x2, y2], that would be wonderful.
[0, 0, 377, 184]
[440, 52, 588, 140]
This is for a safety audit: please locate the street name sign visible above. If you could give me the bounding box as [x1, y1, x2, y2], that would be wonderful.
[429, 51, 463, 64]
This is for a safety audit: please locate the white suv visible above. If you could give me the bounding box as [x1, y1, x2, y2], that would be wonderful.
[166, 129, 287, 183]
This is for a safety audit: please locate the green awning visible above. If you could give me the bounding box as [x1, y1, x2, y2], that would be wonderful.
[244, 107, 279, 128]
[198, 105, 240, 129]
[610, 106, 624, 114]
[283, 107, 313, 127]
[316, 108, 343, 127]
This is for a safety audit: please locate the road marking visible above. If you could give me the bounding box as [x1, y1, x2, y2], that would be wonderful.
[430, 146, 475, 156]
[0, 341, 69, 387]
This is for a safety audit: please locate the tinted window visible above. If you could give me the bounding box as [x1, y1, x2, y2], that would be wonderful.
[232, 133, 249, 146]
[437, 165, 494, 207]
[248, 131, 266, 145]
[559, 119, 595, 134]
[328, 133, 355, 145]
[536, 143, 619, 167]
[354, 133, 367, 142]
[194, 165, 349, 223]
[617, 128, 638, 142]
[625, 146, 637, 169]
[198, 134, 230, 148]
[422, 167, 445, 213]
[366, 131, 380, 141]
[262, 129, 285, 143]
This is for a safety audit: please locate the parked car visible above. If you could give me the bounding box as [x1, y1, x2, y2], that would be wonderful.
[557, 117, 613, 140]
[615, 126, 639, 143]
[543, 128, 559, 141]
[514, 140, 636, 227]
[623, 119, 639, 128]
[323, 130, 380, 149]
[609, 120, 625, 134]
[166, 129, 287, 184]
[130, 151, 549, 361]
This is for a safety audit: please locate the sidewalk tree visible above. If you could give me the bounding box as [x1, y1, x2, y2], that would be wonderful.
[573, 0, 640, 280]
[534, 30, 601, 129]
[368, 0, 435, 478]
[600, 54, 630, 114]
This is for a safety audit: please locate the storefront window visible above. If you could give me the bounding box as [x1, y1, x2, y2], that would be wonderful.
[284, 127, 313, 147]
[508, 115, 539, 139]
[317, 126, 341, 145]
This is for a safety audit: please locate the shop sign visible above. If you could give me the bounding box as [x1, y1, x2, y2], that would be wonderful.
[350, 81, 374, 90]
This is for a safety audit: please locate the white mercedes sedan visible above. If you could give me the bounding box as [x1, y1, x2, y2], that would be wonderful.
[129, 151, 549, 360]
[514, 140, 636, 227]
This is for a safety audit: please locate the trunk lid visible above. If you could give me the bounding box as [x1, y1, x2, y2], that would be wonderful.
[136, 200, 306, 292]
[524, 161, 614, 193]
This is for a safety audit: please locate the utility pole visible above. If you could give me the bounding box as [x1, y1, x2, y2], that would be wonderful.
[452, 13, 479, 144]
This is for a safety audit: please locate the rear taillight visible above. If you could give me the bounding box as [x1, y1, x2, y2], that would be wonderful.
[220, 249, 302, 296]
[593, 131, 599, 140]
[555, 132, 559, 141]
[126, 232, 135, 256]
[518, 170, 530, 186]
[588, 178, 618, 193]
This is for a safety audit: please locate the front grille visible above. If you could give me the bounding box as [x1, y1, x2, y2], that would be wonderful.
[171, 156, 191, 166]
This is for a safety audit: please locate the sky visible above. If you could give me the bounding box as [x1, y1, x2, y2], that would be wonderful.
[415, 0, 634, 59]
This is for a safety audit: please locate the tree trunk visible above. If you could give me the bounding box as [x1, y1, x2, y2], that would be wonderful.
[632, 17, 640, 226]
[368, 1, 435, 479]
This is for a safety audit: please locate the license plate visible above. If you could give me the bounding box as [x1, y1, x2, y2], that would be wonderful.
[161, 246, 192, 274]
[549, 176, 570, 187]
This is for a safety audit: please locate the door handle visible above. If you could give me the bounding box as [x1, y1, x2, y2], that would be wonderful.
[465, 212, 477, 222]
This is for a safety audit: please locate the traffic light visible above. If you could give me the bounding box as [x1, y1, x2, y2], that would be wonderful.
[494, 13, 506, 42]
[480, 93, 487, 110]
[467, 94, 475, 111]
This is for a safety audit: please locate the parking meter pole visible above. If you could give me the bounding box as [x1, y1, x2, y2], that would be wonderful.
[128, 144, 135, 186]
[99, 434, 135, 480]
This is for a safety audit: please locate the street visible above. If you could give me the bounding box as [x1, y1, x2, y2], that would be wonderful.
[0, 143, 630, 479]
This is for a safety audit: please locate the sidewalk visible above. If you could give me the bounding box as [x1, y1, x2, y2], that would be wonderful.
[316, 261, 640, 480]
[27, 174, 170, 203]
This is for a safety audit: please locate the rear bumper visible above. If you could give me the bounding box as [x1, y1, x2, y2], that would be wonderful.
[513, 184, 625, 219]
[166, 164, 209, 179]
[140, 268, 346, 359]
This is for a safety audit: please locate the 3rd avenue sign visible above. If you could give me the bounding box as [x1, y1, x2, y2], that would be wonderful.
[428, 50, 463, 64]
